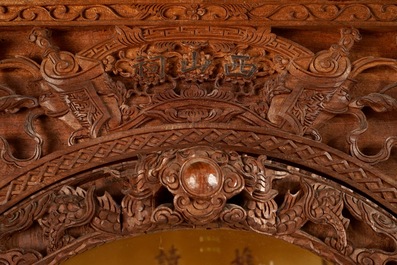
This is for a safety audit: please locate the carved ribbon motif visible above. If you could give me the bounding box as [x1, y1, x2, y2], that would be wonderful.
[0, 26, 396, 169]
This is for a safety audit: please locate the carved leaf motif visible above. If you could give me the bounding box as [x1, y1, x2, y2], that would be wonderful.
[122, 195, 154, 232]
[304, 182, 349, 251]
[153, 42, 178, 53]
[210, 42, 237, 53]
[0, 94, 38, 114]
[93, 192, 120, 233]
[115, 26, 145, 46]
[353, 93, 397, 112]
[0, 249, 42, 265]
[38, 186, 96, 252]
[147, 107, 243, 123]
[0, 83, 39, 113]
[242, 27, 276, 46]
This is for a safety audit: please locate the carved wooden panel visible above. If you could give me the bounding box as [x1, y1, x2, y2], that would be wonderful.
[0, 1, 396, 264]
[1, 147, 396, 264]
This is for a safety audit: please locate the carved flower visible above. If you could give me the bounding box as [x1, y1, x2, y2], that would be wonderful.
[186, 4, 206, 20]
[178, 108, 210, 122]
[102, 55, 115, 72]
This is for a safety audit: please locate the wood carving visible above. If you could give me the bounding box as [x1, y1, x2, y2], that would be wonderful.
[0, 1, 396, 264]
[0, 3, 397, 27]
[0, 147, 396, 264]
[1, 26, 396, 164]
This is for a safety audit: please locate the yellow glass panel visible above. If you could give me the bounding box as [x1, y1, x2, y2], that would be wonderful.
[63, 229, 332, 265]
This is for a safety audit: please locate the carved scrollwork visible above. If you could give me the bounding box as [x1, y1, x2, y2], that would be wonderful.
[118, 147, 248, 225]
[0, 1, 394, 264]
[0, 19, 395, 265]
[0, 249, 42, 265]
[151, 205, 183, 226]
[1, 148, 396, 264]
[0, 3, 397, 26]
[30, 26, 397, 166]
[0, 184, 121, 263]
[0, 57, 43, 168]
[0, 85, 38, 115]
[7, 25, 397, 168]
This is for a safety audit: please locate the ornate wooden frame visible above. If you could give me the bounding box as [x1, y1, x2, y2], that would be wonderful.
[0, 1, 397, 264]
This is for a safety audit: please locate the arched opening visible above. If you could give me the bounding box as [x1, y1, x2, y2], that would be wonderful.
[0, 5, 397, 265]
[63, 229, 333, 265]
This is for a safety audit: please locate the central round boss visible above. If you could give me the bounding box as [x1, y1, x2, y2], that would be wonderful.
[180, 158, 222, 197]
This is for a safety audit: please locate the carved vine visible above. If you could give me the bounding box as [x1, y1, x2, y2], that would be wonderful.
[0, 147, 395, 264]
[0, 3, 397, 25]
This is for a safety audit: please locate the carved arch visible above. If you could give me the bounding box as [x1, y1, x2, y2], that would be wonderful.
[0, 22, 397, 265]
[1, 133, 396, 264]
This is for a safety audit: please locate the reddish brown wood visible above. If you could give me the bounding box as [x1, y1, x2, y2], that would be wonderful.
[0, 1, 396, 264]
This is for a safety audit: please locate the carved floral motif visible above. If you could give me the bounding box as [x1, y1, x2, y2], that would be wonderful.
[0, 147, 395, 264]
[0, 184, 120, 264]
[0, 19, 396, 265]
[0, 3, 397, 26]
[0, 25, 395, 171]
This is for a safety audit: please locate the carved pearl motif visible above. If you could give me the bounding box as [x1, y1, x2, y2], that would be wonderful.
[181, 158, 222, 197]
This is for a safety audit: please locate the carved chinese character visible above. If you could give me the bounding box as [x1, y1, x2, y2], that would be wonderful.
[156, 246, 180, 265]
[231, 248, 255, 265]
[181, 50, 212, 74]
[225, 55, 257, 78]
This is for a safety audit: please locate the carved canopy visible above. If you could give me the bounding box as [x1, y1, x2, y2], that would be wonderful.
[0, 1, 396, 264]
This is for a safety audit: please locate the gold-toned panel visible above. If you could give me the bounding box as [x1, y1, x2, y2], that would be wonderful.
[64, 229, 331, 265]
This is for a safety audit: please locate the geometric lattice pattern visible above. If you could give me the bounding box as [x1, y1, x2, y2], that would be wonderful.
[1, 126, 396, 214]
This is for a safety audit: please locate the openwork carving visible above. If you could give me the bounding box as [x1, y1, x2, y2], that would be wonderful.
[0, 184, 120, 264]
[0, 26, 396, 169]
[123, 147, 247, 225]
[0, 26, 397, 216]
[0, 147, 395, 264]
[0, 8, 396, 264]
